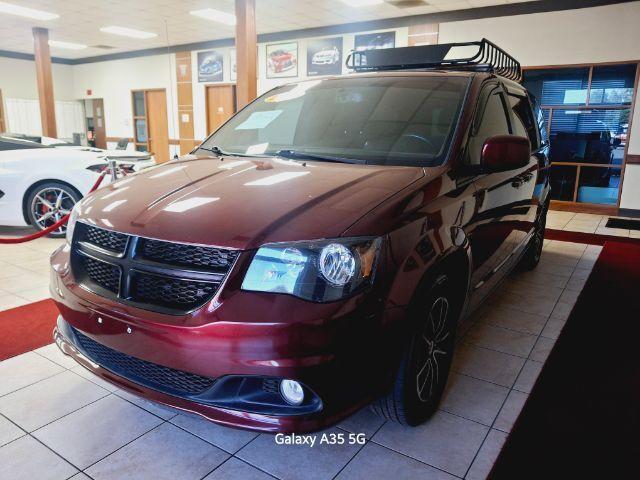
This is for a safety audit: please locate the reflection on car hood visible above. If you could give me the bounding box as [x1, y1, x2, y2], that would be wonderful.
[79, 154, 424, 249]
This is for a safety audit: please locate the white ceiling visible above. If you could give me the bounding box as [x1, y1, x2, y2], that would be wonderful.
[0, 0, 539, 60]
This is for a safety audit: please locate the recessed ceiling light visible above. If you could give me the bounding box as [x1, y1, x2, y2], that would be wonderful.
[49, 40, 87, 50]
[190, 8, 236, 26]
[100, 26, 157, 39]
[0, 2, 59, 20]
[340, 0, 384, 6]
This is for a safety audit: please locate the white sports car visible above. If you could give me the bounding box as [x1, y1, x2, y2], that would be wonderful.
[312, 47, 340, 65]
[0, 136, 156, 236]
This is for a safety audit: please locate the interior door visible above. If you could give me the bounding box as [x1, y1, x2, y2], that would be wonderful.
[206, 85, 236, 135]
[93, 98, 106, 149]
[146, 90, 170, 163]
[466, 82, 524, 307]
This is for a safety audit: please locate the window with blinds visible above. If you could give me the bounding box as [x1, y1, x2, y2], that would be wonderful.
[523, 63, 638, 207]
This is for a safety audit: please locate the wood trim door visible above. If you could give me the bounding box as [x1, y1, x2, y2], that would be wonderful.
[146, 89, 170, 163]
[206, 84, 236, 135]
[93, 98, 106, 149]
[0, 89, 5, 133]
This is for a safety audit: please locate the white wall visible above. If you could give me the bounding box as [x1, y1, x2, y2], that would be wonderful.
[438, 2, 640, 67]
[71, 54, 179, 155]
[0, 56, 75, 101]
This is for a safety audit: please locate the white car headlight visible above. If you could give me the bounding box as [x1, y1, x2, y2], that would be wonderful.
[65, 202, 81, 244]
[242, 237, 381, 302]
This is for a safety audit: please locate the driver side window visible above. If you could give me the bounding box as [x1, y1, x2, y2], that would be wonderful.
[467, 85, 512, 166]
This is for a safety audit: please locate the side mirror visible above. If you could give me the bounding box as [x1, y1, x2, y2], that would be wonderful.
[481, 135, 531, 173]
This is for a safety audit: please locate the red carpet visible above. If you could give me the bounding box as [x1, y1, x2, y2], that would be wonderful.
[490, 241, 640, 479]
[0, 299, 58, 361]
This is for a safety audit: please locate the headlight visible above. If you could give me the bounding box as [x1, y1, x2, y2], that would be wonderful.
[65, 202, 81, 244]
[241, 237, 381, 302]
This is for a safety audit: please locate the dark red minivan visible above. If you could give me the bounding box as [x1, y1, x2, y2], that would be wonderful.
[51, 41, 550, 432]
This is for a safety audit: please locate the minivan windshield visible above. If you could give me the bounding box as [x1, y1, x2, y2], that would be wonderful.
[198, 76, 469, 166]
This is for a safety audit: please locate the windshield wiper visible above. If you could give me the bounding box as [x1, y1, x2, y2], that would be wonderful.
[198, 145, 262, 158]
[276, 149, 366, 164]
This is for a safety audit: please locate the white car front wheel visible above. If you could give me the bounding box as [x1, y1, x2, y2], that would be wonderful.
[27, 182, 81, 238]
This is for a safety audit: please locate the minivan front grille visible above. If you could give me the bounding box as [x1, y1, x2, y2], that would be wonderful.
[73, 328, 216, 396]
[81, 255, 120, 293]
[132, 273, 220, 309]
[140, 238, 237, 271]
[80, 225, 128, 253]
[71, 223, 238, 314]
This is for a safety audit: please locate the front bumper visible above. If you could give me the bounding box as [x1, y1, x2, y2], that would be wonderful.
[50, 245, 406, 433]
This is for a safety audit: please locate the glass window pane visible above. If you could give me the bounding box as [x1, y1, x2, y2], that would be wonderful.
[135, 119, 147, 142]
[467, 88, 511, 165]
[577, 166, 621, 205]
[135, 144, 148, 152]
[508, 94, 538, 147]
[133, 92, 145, 116]
[589, 64, 636, 105]
[549, 164, 577, 201]
[523, 68, 590, 106]
[549, 108, 629, 164]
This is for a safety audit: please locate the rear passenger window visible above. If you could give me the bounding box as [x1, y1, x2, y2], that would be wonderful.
[467, 86, 511, 165]
[508, 94, 539, 149]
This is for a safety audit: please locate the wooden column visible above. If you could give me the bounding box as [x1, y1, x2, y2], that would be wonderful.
[33, 27, 57, 138]
[235, 0, 257, 110]
[175, 51, 196, 154]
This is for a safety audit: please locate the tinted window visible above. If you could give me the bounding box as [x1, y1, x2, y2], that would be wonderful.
[467, 86, 511, 165]
[200, 76, 470, 166]
[508, 94, 538, 148]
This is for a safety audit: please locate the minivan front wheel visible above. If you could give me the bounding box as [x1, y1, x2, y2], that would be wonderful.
[372, 274, 456, 426]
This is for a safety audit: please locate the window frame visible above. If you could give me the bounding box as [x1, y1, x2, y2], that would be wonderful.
[522, 61, 640, 212]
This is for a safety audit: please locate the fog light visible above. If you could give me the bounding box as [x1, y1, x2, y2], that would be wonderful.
[280, 379, 304, 405]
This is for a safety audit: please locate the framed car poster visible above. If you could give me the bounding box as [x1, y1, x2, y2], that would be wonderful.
[307, 37, 343, 76]
[197, 50, 224, 83]
[266, 42, 298, 78]
[354, 31, 396, 51]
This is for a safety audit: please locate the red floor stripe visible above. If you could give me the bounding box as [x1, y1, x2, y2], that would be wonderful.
[545, 228, 640, 246]
[0, 299, 58, 361]
[490, 240, 640, 478]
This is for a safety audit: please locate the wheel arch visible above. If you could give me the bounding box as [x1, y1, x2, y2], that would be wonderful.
[22, 179, 83, 224]
[409, 246, 471, 323]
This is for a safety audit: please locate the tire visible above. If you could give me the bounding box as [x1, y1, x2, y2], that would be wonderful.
[519, 200, 549, 271]
[26, 182, 81, 238]
[372, 274, 457, 426]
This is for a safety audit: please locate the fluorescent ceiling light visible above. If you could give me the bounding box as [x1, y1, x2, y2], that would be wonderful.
[0, 2, 59, 20]
[49, 40, 87, 50]
[190, 8, 236, 26]
[100, 26, 157, 39]
[340, 0, 384, 6]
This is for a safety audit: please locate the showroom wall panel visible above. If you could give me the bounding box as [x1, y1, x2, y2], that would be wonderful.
[438, 2, 640, 67]
[0, 57, 74, 101]
[71, 54, 180, 156]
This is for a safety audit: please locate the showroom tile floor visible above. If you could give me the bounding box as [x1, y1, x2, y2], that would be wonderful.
[0, 219, 609, 480]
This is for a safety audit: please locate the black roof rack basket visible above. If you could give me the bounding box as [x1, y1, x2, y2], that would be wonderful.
[345, 38, 522, 82]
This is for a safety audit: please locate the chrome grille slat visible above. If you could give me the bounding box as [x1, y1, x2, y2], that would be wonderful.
[71, 223, 237, 314]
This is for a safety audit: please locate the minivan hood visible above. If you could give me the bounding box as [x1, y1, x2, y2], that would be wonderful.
[79, 155, 424, 249]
